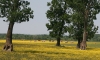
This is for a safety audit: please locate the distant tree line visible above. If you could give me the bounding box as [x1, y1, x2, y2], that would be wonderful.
[91, 34, 100, 41]
[0, 33, 68, 40]
[0, 33, 100, 41]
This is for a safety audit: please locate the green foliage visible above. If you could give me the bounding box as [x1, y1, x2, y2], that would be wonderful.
[0, 34, 52, 40]
[46, 0, 70, 38]
[0, 0, 34, 23]
[91, 34, 100, 41]
[0, 33, 100, 41]
[68, 0, 100, 41]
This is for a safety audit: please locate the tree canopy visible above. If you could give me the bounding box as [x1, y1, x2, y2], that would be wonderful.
[46, 0, 71, 46]
[0, 0, 33, 23]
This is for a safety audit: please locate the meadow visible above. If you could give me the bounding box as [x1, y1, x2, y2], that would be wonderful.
[0, 40, 100, 60]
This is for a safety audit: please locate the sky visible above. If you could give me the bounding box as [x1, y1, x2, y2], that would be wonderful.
[0, 0, 100, 35]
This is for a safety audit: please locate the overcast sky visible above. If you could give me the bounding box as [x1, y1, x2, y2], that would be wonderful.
[0, 0, 100, 35]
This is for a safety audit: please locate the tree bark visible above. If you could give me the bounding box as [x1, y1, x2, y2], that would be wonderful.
[3, 22, 14, 51]
[80, 25, 87, 50]
[80, 5, 89, 50]
[77, 39, 81, 48]
[56, 37, 60, 46]
[80, 40, 87, 50]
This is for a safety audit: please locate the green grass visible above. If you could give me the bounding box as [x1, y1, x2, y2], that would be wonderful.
[0, 40, 100, 60]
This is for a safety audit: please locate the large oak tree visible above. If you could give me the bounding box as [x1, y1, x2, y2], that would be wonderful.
[0, 0, 33, 51]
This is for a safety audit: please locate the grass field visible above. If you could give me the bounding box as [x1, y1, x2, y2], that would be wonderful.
[0, 40, 100, 60]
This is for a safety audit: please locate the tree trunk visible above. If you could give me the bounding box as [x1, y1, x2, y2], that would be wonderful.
[80, 40, 87, 50]
[80, 26, 87, 50]
[3, 22, 14, 51]
[56, 37, 60, 46]
[80, 6, 89, 50]
[77, 39, 81, 48]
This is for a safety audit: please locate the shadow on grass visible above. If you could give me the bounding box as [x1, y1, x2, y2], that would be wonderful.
[14, 50, 66, 54]
[86, 48, 96, 50]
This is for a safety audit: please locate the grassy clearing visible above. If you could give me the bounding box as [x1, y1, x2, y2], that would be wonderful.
[0, 40, 100, 60]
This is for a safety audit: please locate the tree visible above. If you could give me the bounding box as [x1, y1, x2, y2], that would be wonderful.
[80, 0, 100, 50]
[68, 13, 84, 48]
[46, 0, 70, 46]
[0, 0, 33, 51]
[68, 12, 98, 48]
[68, 0, 100, 50]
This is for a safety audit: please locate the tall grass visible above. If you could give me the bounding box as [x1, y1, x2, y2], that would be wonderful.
[0, 40, 100, 60]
